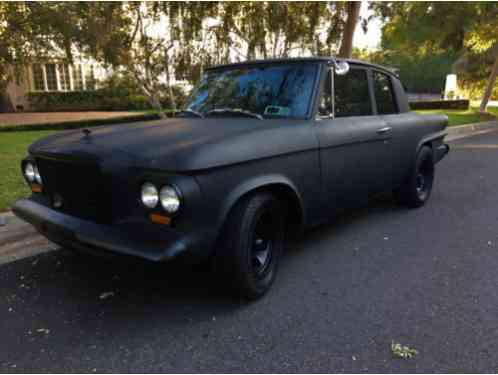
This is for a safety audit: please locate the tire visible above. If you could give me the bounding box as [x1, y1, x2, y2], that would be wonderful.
[395, 145, 435, 208]
[216, 192, 286, 300]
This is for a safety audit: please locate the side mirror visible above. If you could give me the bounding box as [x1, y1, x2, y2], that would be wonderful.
[335, 61, 350, 76]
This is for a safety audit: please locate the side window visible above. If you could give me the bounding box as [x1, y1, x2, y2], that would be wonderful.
[318, 69, 332, 117]
[373, 71, 397, 115]
[334, 68, 372, 117]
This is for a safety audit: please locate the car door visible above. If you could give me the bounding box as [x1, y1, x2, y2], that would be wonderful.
[315, 65, 393, 215]
[371, 69, 406, 187]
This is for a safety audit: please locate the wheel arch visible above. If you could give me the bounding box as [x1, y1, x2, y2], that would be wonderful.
[216, 175, 306, 239]
[416, 130, 446, 162]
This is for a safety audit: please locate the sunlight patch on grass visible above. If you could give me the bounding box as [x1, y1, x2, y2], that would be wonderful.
[0, 130, 56, 211]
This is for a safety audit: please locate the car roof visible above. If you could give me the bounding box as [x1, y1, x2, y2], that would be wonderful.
[205, 57, 398, 78]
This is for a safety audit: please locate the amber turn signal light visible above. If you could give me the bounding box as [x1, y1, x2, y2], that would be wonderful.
[31, 184, 42, 193]
[150, 213, 171, 225]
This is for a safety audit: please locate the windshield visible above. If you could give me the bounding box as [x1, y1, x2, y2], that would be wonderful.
[184, 63, 318, 119]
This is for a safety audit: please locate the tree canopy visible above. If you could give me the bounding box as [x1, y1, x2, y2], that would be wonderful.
[371, 2, 498, 109]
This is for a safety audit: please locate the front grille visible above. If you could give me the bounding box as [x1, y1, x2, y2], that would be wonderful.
[36, 156, 112, 224]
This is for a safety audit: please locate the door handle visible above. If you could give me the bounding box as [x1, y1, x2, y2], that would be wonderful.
[377, 126, 392, 134]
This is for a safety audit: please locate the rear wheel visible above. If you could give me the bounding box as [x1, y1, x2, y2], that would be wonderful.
[216, 192, 286, 300]
[395, 146, 434, 208]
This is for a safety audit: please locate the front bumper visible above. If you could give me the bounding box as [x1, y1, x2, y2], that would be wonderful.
[12, 198, 194, 262]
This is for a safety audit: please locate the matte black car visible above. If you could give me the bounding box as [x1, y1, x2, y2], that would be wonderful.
[13, 57, 449, 299]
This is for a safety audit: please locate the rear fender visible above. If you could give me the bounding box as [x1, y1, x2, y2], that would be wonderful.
[416, 130, 448, 163]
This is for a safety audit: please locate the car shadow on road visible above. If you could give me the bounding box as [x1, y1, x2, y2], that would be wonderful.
[0, 194, 406, 339]
[286, 193, 406, 255]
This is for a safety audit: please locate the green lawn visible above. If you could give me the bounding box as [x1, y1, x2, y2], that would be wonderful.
[0, 130, 56, 212]
[416, 107, 496, 126]
[486, 106, 498, 117]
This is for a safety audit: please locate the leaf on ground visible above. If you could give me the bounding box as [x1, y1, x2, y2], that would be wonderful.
[391, 341, 418, 359]
[99, 291, 115, 300]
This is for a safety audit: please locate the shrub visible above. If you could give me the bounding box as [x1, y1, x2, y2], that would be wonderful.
[409, 99, 469, 110]
[27, 90, 152, 112]
[27, 85, 187, 112]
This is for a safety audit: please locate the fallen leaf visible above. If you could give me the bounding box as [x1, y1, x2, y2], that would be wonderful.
[99, 291, 115, 300]
[391, 341, 418, 359]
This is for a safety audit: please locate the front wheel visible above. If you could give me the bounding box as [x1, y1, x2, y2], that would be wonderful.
[216, 192, 286, 300]
[395, 145, 435, 208]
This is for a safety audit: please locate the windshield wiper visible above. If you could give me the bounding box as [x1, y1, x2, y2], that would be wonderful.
[177, 109, 204, 118]
[205, 108, 263, 120]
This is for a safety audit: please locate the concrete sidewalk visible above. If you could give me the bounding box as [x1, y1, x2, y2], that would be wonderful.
[0, 211, 55, 264]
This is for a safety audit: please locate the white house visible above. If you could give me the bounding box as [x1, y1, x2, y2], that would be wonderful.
[3, 59, 107, 112]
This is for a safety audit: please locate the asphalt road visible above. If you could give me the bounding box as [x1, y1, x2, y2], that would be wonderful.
[2, 130, 498, 373]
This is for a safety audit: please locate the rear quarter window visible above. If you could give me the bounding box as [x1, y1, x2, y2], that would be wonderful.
[372, 71, 398, 115]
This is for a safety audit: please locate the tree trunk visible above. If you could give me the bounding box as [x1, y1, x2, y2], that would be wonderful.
[164, 50, 177, 115]
[338, 1, 361, 58]
[480, 55, 498, 113]
[133, 70, 166, 118]
[150, 94, 166, 119]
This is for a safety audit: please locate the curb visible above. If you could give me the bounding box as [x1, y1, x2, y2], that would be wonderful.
[446, 120, 498, 141]
[0, 211, 39, 247]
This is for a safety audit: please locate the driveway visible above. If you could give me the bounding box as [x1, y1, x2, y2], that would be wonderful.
[0, 112, 147, 127]
[1, 130, 498, 372]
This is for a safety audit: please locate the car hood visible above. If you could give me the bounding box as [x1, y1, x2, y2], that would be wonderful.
[29, 117, 317, 172]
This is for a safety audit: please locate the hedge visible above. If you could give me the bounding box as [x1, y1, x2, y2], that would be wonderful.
[27, 90, 184, 112]
[409, 99, 469, 110]
[0, 113, 161, 132]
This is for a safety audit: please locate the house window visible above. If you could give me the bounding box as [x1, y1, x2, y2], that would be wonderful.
[58, 64, 70, 91]
[73, 65, 84, 90]
[45, 64, 58, 91]
[32, 64, 45, 91]
[30, 63, 98, 92]
[85, 65, 95, 90]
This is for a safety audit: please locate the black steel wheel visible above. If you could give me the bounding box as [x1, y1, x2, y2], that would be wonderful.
[216, 192, 286, 300]
[395, 145, 435, 208]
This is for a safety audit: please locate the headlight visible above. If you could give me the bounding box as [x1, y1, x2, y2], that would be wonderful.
[160, 185, 181, 214]
[141, 182, 159, 208]
[24, 162, 36, 182]
[34, 165, 42, 184]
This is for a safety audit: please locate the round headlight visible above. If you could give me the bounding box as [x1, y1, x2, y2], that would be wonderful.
[24, 162, 35, 182]
[160, 185, 181, 214]
[141, 182, 159, 208]
[34, 165, 42, 184]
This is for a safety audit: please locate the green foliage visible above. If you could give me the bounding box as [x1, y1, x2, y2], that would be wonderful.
[100, 72, 187, 108]
[26, 85, 186, 113]
[410, 100, 469, 111]
[370, 2, 498, 102]
[359, 48, 457, 93]
[27, 91, 150, 112]
[460, 80, 498, 101]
